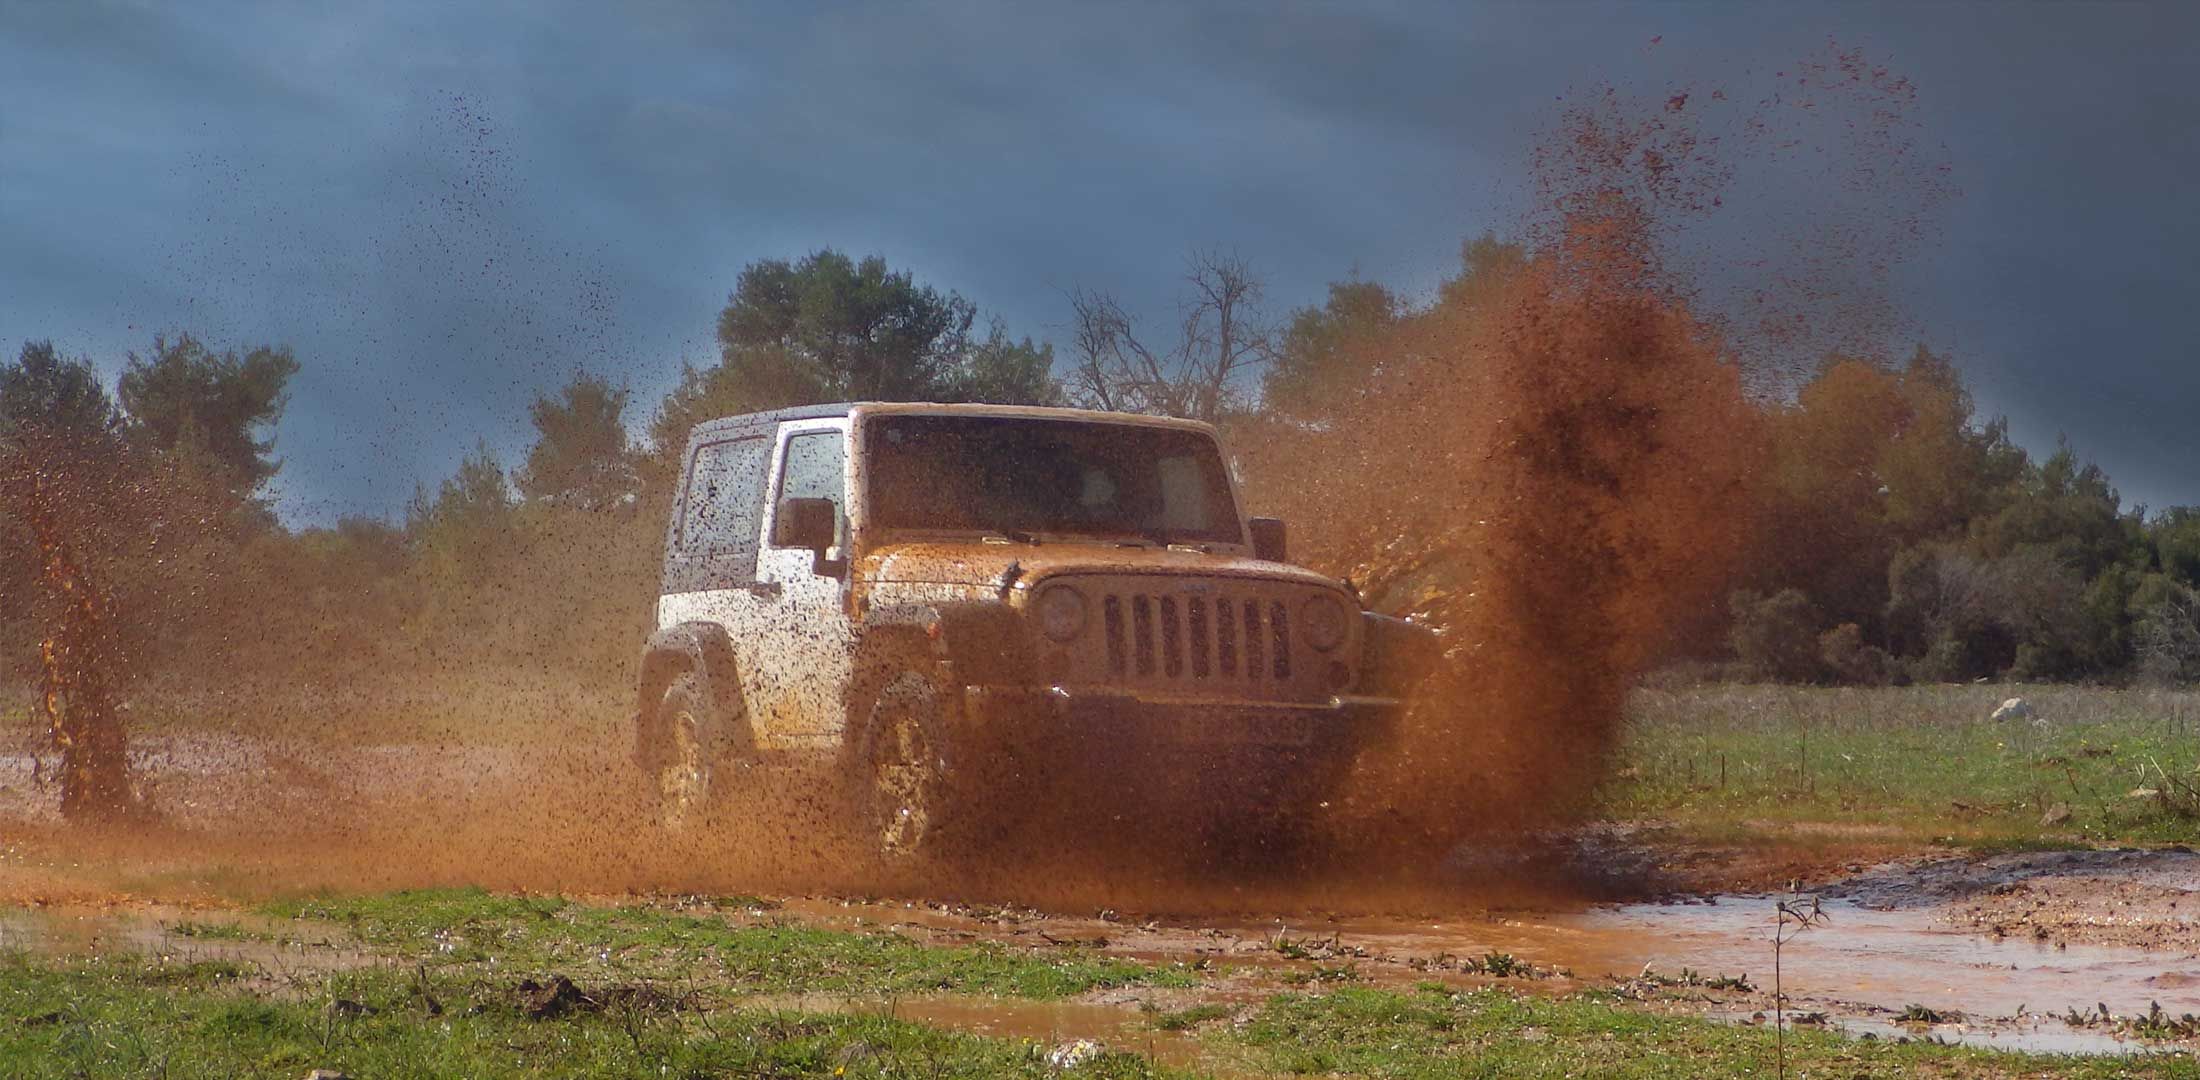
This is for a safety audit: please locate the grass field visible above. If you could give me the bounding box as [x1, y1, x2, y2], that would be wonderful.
[1604, 683, 2200, 848]
[6, 888, 2197, 1078]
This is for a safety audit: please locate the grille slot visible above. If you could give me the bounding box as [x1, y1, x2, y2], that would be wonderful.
[1099, 585, 1296, 687]
[1242, 599, 1264, 682]
[1187, 598, 1210, 678]
[1132, 596, 1155, 675]
[1102, 596, 1126, 674]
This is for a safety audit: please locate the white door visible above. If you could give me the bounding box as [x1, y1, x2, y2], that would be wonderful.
[746, 419, 856, 750]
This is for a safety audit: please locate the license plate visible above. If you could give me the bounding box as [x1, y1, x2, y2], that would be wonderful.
[1181, 711, 1314, 747]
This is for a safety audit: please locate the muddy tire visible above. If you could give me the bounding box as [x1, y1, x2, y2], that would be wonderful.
[651, 669, 747, 832]
[846, 669, 958, 871]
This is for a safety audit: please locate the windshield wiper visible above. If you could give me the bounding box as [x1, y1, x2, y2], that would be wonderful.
[980, 530, 1041, 545]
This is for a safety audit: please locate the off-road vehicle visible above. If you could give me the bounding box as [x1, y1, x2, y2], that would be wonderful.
[634, 402, 1434, 861]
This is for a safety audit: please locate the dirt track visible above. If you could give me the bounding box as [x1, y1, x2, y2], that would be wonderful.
[3, 731, 2197, 1055]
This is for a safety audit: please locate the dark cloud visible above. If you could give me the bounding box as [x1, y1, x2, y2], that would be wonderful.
[2, 0, 2194, 521]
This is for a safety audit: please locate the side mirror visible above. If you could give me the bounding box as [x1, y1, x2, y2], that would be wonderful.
[1248, 516, 1288, 563]
[774, 497, 845, 577]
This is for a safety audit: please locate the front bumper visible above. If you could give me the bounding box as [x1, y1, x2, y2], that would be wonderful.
[960, 685, 1404, 751]
[953, 685, 1401, 827]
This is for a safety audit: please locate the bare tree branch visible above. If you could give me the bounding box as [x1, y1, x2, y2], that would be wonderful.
[1066, 249, 1276, 421]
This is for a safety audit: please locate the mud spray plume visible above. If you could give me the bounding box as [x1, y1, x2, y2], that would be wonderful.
[1243, 43, 1953, 864]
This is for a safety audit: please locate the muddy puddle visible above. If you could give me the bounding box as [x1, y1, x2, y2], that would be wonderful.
[764, 851, 2200, 1057]
[0, 904, 377, 977]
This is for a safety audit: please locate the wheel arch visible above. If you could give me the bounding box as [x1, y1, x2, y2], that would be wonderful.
[636, 621, 743, 752]
[858, 600, 1032, 686]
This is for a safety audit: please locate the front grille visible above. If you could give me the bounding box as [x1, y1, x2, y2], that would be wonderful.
[1102, 590, 1293, 682]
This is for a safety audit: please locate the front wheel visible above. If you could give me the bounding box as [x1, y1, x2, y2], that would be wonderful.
[848, 670, 954, 867]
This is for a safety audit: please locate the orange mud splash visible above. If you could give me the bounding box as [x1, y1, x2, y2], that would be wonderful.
[1245, 94, 1761, 860]
[1246, 42, 1953, 863]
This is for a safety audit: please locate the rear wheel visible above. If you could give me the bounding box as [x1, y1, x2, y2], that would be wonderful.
[653, 670, 725, 831]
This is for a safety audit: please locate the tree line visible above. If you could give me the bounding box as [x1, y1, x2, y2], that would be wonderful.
[4, 242, 2193, 817]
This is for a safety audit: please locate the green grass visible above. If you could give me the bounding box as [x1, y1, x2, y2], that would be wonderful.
[1604, 684, 2200, 847]
[261, 887, 1196, 998]
[7, 891, 2198, 1077]
[0, 953, 1177, 1080]
[1232, 985, 2200, 1078]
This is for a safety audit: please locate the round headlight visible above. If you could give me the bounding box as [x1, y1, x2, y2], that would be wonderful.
[1302, 594, 1350, 652]
[1036, 585, 1088, 642]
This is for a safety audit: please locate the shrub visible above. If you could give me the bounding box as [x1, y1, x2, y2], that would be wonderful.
[1729, 589, 1823, 683]
[1818, 622, 1894, 685]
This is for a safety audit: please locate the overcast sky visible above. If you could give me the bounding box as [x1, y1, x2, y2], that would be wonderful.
[3, 1, 2195, 523]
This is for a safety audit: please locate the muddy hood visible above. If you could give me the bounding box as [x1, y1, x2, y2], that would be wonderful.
[857, 542, 1346, 592]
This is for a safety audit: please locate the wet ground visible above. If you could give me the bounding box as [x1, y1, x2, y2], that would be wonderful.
[2, 733, 2197, 1058]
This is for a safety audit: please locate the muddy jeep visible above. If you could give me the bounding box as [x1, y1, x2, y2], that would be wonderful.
[634, 402, 1434, 861]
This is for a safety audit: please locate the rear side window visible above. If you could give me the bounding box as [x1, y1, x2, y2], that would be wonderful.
[680, 436, 770, 567]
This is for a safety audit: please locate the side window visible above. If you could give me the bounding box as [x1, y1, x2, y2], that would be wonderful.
[680, 436, 771, 568]
[771, 430, 847, 549]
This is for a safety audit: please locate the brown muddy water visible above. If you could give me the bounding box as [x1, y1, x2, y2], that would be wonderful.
[771, 851, 2200, 1057]
[0, 904, 379, 978]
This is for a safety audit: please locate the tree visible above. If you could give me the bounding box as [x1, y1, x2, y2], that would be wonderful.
[1437, 234, 1530, 310]
[116, 334, 299, 503]
[516, 372, 639, 511]
[1262, 279, 1402, 420]
[1970, 440, 2134, 581]
[404, 443, 518, 646]
[651, 251, 1057, 472]
[408, 443, 515, 570]
[2132, 576, 2200, 685]
[1069, 248, 1274, 421]
[2146, 507, 2200, 587]
[1749, 349, 2025, 635]
[0, 343, 134, 819]
[1, 341, 116, 435]
[4, 335, 304, 819]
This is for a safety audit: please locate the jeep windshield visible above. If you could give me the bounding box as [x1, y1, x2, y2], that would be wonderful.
[864, 414, 1243, 545]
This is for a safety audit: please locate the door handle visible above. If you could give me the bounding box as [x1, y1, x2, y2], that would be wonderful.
[742, 582, 782, 599]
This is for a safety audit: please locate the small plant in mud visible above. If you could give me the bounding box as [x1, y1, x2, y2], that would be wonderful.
[1462, 952, 1532, 979]
[1408, 951, 1558, 980]
[1282, 964, 1362, 987]
[1771, 895, 1830, 1080]
[2062, 1000, 2200, 1040]
[1625, 965, 1755, 995]
[1268, 930, 1369, 962]
[2129, 1001, 2200, 1040]
[1895, 1003, 1962, 1026]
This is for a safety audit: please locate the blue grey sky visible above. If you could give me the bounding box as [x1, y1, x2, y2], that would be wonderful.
[3, 1, 2195, 523]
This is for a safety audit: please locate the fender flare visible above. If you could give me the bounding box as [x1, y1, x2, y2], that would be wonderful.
[860, 601, 1033, 686]
[635, 621, 742, 752]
